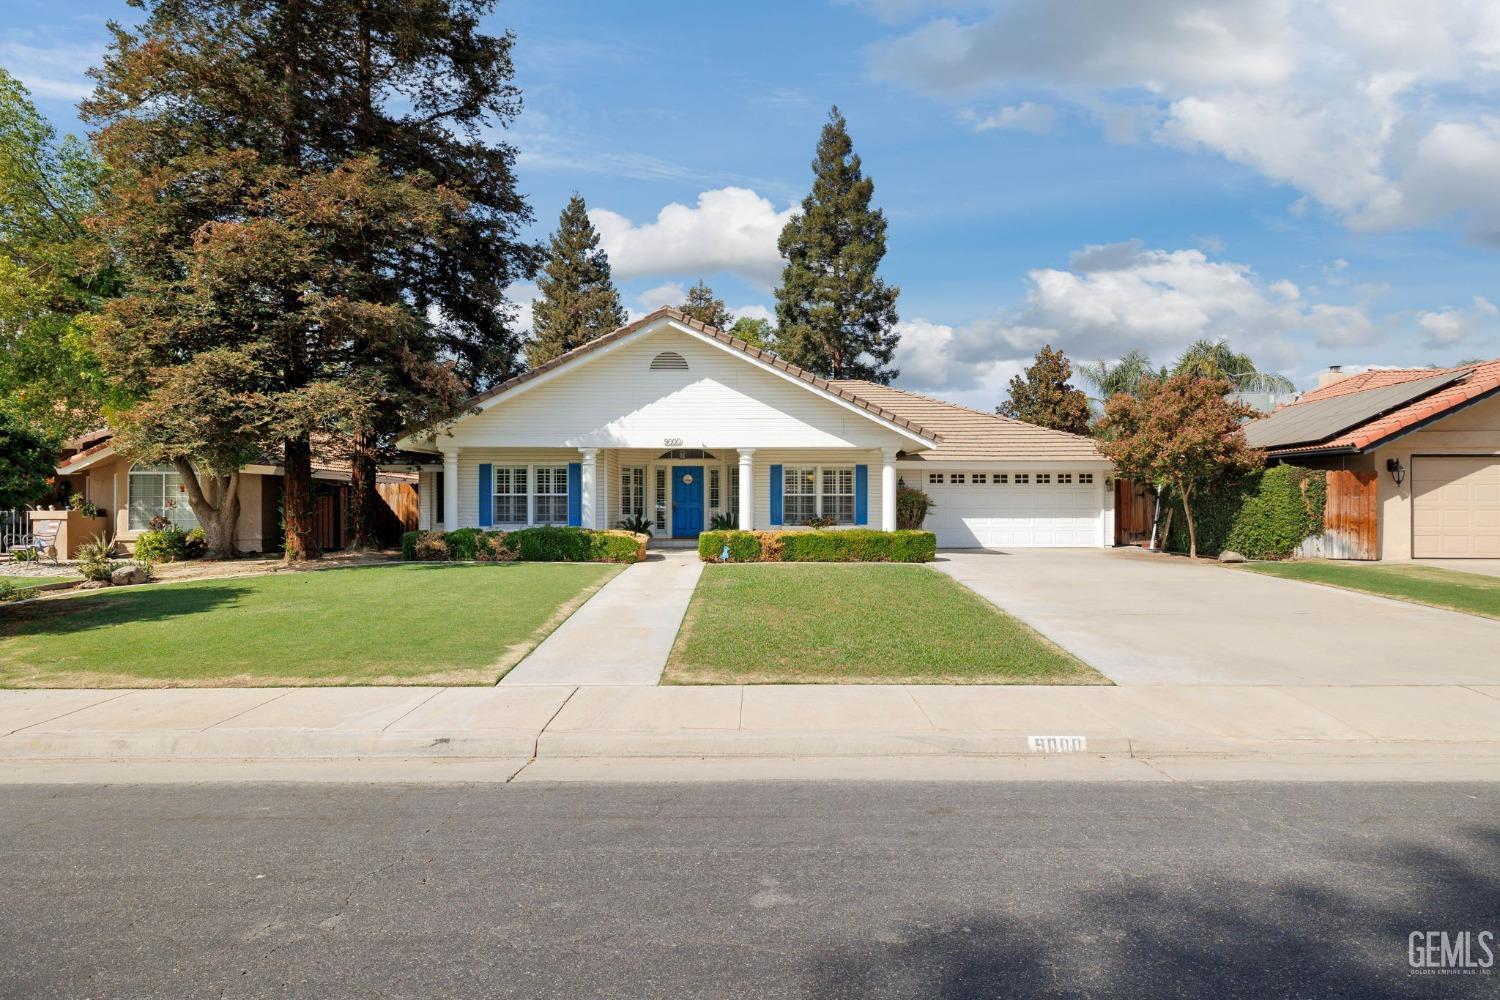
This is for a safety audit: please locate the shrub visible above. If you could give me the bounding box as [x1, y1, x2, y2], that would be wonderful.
[801, 514, 836, 528]
[76, 533, 121, 582]
[709, 511, 738, 531]
[617, 513, 654, 535]
[896, 485, 934, 529]
[1225, 465, 1326, 560]
[12, 546, 39, 563]
[698, 529, 935, 563]
[1162, 465, 1326, 560]
[0, 579, 39, 602]
[134, 527, 190, 563]
[401, 527, 644, 562]
[184, 526, 206, 558]
[68, 493, 100, 517]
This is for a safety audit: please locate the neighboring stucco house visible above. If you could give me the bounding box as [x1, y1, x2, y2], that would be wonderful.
[53, 430, 416, 554]
[392, 308, 1114, 549]
[1245, 360, 1500, 559]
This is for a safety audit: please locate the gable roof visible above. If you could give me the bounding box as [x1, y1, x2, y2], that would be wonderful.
[401, 307, 939, 446]
[828, 381, 1105, 462]
[1251, 359, 1500, 457]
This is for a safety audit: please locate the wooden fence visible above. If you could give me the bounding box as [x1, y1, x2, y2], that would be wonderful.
[1113, 479, 1155, 546]
[376, 482, 419, 534]
[1320, 468, 1379, 560]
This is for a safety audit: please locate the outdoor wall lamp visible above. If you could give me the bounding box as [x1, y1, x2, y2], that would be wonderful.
[1386, 458, 1406, 485]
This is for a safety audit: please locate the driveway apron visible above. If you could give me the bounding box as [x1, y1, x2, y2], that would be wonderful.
[936, 548, 1500, 686]
[500, 549, 703, 686]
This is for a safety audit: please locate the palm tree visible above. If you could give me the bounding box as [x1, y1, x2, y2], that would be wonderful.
[1077, 350, 1163, 404]
[1172, 339, 1295, 393]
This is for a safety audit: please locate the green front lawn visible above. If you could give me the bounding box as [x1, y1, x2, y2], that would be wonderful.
[1243, 560, 1500, 619]
[0, 562, 620, 687]
[666, 564, 1104, 684]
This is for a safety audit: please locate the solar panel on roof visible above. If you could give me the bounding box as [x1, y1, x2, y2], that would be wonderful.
[1243, 370, 1468, 450]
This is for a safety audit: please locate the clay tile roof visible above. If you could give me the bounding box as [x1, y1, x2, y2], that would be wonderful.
[405, 307, 941, 443]
[1260, 359, 1500, 456]
[826, 381, 1104, 462]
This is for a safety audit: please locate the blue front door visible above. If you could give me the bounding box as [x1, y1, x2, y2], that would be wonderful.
[672, 466, 704, 537]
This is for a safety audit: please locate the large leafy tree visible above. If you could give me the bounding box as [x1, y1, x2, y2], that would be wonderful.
[85, 0, 536, 559]
[1097, 374, 1262, 558]
[775, 107, 900, 383]
[997, 345, 1092, 435]
[0, 69, 122, 440]
[0, 409, 57, 509]
[526, 194, 624, 367]
[678, 279, 733, 330]
[727, 316, 776, 353]
[1173, 339, 1294, 394]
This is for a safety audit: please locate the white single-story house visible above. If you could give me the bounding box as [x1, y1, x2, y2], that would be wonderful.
[393, 308, 1114, 549]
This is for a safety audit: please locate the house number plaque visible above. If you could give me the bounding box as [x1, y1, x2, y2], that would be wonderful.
[663, 437, 683, 447]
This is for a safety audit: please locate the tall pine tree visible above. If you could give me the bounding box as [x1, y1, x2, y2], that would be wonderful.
[526, 195, 624, 367]
[998, 346, 1093, 435]
[775, 107, 900, 383]
[678, 279, 733, 329]
[85, 0, 537, 558]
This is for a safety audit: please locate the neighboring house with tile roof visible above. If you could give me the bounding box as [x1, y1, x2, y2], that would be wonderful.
[1243, 361, 1500, 559]
[52, 433, 417, 554]
[394, 309, 1115, 549]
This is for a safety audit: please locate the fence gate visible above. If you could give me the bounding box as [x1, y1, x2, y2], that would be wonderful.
[1113, 480, 1155, 546]
[1322, 469, 1379, 560]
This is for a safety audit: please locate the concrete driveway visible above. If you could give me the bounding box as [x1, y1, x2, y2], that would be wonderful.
[936, 548, 1500, 686]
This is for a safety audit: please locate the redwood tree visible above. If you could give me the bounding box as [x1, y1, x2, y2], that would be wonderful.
[85, 0, 536, 558]
[1096, 374, 1263, 558]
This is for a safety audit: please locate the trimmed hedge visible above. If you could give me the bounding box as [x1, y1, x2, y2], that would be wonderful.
[697, 529, 937, 563]
[1162, 465, 1326, 559]
[400, 527, 646, 563]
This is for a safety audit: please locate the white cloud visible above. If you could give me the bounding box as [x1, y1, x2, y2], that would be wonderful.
[504, 282, 541, 334]
[865, 0, 1500, 241]
[0, 40, 102, 102]
[590, 187, 797, 289]
[1416, 296, 1499, 348]
[731, 303, 775, 324]
[960, 102, 1055, 134]
[636, 282, 687, 312]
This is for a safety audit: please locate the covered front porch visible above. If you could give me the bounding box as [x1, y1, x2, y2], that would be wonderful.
[413, 445, 904, 539]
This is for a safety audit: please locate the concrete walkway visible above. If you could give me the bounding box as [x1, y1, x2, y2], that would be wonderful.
[500, 549, 702, 686]
[2, 683, 1498, 769]
[937, 547, 1500, 686]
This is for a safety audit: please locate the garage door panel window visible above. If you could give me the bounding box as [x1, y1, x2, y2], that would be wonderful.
[928, 473, 944, 485]
[1036, 473, 1051, 484]
[1015, 474, 1029, 484]
[1058, 473, 1073, 484]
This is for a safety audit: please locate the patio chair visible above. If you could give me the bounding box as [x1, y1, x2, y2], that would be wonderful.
[23, 519, 61, 565]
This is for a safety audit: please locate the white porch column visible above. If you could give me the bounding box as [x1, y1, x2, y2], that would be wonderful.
[737, 448, 755, 530]
[880, 447, 899, 532]
[441, 448, 460, 528]
[579, 448, 598, 528]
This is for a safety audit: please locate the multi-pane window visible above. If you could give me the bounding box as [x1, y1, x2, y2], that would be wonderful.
[821, 467, 856, 525]
[783, 466, 818, 524]
[620, 466, 645, 520]
[708, 468, 722, 511]
[1036, 473, 1051, 484]
[533, 466, 569, 524]
[654, 468, 667, 531]
[1015, 473, 1030, 485]
[972, 473, 987, 484]
[1080, 473, 1095, 484]
[1058, 473, 1073, 484]
[994, 474, 1009, 485]
[128, 466, 200, 531]
[951, 473, 966, 484]
[928, 473, 944, 485]
[493, 466, 528, 524]
[728, 467, 740, 518]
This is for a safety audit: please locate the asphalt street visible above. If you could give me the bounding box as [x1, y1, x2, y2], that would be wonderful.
[1, 781, 1496, 998]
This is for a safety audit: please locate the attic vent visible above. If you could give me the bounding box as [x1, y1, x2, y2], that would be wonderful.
[650, 351, 689, 371]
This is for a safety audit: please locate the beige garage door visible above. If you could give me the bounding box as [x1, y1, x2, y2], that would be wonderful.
[1412, 457, 1500, 557]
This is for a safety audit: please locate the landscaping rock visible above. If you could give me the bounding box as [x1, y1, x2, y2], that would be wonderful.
[110, 565, 149, 587]
[1217, 550, 1247, 564]
[77, 580, 110, 590]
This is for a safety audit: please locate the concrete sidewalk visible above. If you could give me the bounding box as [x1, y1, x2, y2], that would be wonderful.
[499, 550, 702, 686]
[3, 683, 1498, 765]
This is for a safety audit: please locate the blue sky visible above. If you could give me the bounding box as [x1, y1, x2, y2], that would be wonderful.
[5, 0, 1499, 408]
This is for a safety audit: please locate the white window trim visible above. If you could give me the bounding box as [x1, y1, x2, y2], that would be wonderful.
[489, 463, 572, 527]
[782, 464, 857, 525]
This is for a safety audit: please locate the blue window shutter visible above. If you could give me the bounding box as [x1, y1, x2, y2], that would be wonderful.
[478, 464, 493, 527]
[855, 465, 869, 525]
[769, 464, 783, 525]
[567, 463, 582, 526]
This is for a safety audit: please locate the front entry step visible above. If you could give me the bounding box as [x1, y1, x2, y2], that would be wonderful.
[648, 538, 700, 549]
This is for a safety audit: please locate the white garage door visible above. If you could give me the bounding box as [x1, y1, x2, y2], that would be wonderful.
[1412, 456, 1500, 558]
[919, 469, 1103, 548]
